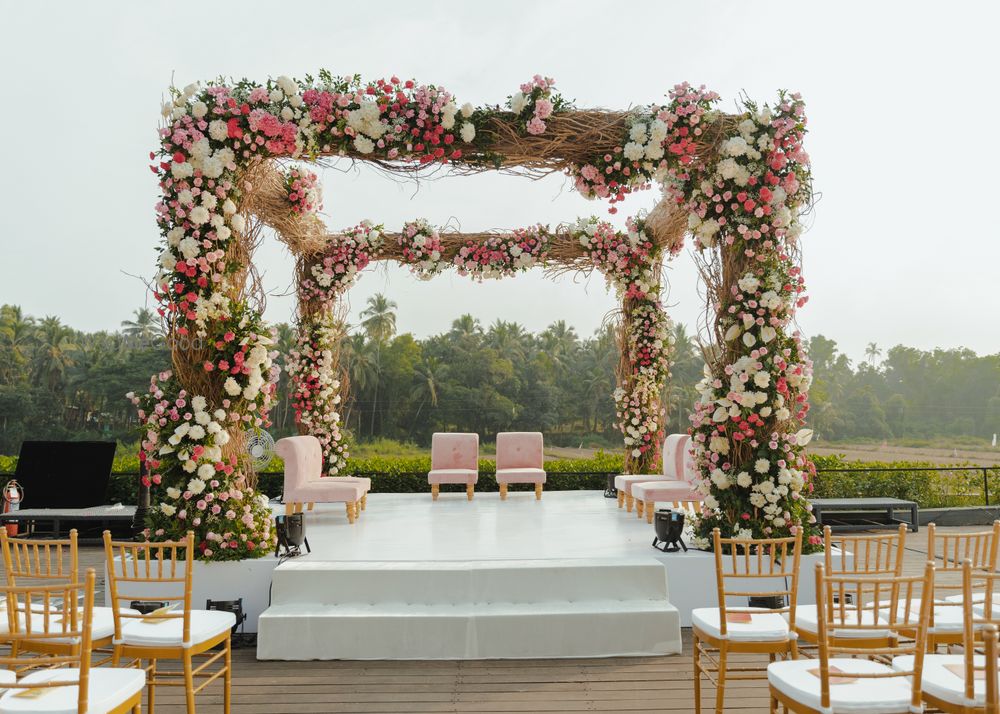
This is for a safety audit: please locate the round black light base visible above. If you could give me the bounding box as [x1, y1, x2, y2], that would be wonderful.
[651, 508, 687, 552]
[604, 473, 618, 499]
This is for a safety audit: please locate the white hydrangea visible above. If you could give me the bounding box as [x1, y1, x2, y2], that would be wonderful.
[460, 122, 476, 143]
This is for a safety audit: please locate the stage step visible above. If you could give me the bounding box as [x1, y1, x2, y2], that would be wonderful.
[257, 558, 681, 660]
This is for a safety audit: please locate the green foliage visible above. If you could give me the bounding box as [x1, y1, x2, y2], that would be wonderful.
[811, 454, 1000, 508]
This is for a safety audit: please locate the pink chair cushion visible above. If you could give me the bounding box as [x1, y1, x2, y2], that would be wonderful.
[662, 434, 691, 480]
[614, 473, 668, 495]
[496, 432, 543, 470]
[431, 433, 479, 471]
[428, 469, 478, 485]
[631, 481, 703, 503]
[496, 468, 546, 485]
[290, 480, 366, 503]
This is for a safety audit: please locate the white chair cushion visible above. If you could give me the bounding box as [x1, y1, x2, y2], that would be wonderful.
[893, 654, 986, 707]
[120, 609, 235, 648]
[0, 670, 14, 694]
[691, 607, 789, 642]
[15, 607, 138, 643]
[0, 667, 144, 714]
[768, 657, 914, 713]
[789, 604, 890, 638]
[878, 599, 964, 633]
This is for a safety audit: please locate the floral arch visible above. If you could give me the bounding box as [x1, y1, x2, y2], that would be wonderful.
[134, 73, 819, 561]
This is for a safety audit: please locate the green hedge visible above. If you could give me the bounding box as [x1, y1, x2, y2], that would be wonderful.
[811, 454, 1000, 509]
[5, 450, 998, 509]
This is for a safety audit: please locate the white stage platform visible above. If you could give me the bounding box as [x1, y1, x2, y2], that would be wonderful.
[110, 491, 830, 659]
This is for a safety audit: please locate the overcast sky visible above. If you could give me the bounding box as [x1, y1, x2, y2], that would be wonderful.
[1, 1, 997, 364]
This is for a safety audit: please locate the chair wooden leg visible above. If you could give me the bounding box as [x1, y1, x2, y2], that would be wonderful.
[223, 633, 232, 714]
[183, 650, 196, 714]
[646, 502, 654, 524]
[285, 502, 293, 517]
[617, 490, 624, 508]
[361, 494, 367, 510]
[307, 502, 314, 511]
[148, 658, 156, 713]
[535, 483, 542, 500]
[636, 500, 644, 519]
[500, 484, 508, 501]
[769, 654, 777, 714]
[345, 501, 356, 524]
[431, 484, 440, 501]
[715, 643, 728, 714]
[693, 633, 702, 714]
[467, 484, 474, 501]
[626, 494, 634, 512]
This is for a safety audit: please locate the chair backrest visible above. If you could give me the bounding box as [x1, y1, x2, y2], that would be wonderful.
[823, 524, 907, 577]
[275, 435, 323, 490]
[711, 528, 802, 636]
[0, 568, 95, 708]
[1, 528, 79, 587]
[103, 530, 195, 647]
[431, 433, 479, 471]
[496, 432, 543, 470]
[942, 559, 1000, 707]
[814, 561, 934, 713]
[925, 520, 1000, 601]
[662, 434, 692, 481]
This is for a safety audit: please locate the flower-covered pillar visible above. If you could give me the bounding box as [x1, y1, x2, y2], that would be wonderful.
[682, 92, 819, 546]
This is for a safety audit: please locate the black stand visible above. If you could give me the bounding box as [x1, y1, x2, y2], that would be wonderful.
[604, 474, 618, 499]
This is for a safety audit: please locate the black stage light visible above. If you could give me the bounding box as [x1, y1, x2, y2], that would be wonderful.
[275, 512, 310, 558]
[652, 509, 687, 552]
[604, 474, 618, 499]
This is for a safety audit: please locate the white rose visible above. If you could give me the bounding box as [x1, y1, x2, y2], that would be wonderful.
[754, 458, 771, 474]
[187, 478, 206, 495]
[191, 101, 208, 118]
[354, 136, 375, 154]
[736, 471, 752, 488]
[224, 378, 241, 396]
[760, 326, 777, 344]
[460, 122, 476, 143]
[510, 92, 526, 115]
[276, 75, 298, 96]
[623, 142, 645, 161]
[230, 215, 245, 232]
[158, 251, 177, 270]
[460, 102, 474, 118]
[753, 372, 770, 388]
[197, 463, 215, 479]
[208, 120, 228, 141]
[160, 503, 176, 516]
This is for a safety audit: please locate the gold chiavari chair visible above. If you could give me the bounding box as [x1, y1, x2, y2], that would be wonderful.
[0, 569, 145, 713]
[880, 521, 1000, 651]
[985, 625, 999, 714]
[692, 528, 802, 714]
[103, 532, 234, 714]
[768, 561, 935, 714]
[0, 529, 138, 662]
[791, 524, 907, 650]
[892, 559, 1000, 712]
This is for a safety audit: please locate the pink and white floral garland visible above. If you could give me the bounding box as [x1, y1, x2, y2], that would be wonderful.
[397, 219, 446, 279]
[284, 315, 349, 476]
[284, 165, 322, 214]
[508, 75, 559, 135]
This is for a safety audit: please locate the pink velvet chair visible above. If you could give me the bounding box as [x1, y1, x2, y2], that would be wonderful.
[275, 435, 370, 523]
[495, 432, 546, 500]
[427, 433, 479, 501]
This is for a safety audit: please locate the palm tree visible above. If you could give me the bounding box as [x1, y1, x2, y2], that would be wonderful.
[31, 316, 78, 394]
[410, 357, 442, 427]
[865, 342, 882, 367]
[0, 305, 36, 384]
[487, 320, 528, 361]
[120, 308, 164, 340]
[359, 294, 397, 344]
[449, 314, 482, 339]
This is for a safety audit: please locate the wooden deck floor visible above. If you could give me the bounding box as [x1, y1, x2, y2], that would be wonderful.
[43, 526, 985, 712]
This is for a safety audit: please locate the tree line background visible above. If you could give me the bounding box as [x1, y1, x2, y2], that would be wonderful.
[1, 298, 999, 456]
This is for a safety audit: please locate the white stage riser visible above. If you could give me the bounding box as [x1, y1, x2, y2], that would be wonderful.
[257, 559, 682, 660]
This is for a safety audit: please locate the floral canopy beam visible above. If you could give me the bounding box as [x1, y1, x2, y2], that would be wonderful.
[137, 72, 818, 561]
